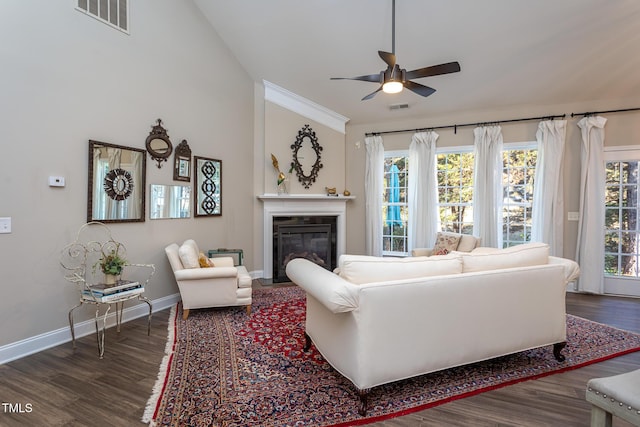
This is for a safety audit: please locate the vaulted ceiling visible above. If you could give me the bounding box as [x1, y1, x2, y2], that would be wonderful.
[194, 0, 640, 125]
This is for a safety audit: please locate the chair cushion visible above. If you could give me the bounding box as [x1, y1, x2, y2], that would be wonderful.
[178, 239, 200, 269]
[432, 232, 462, 255]
[457, 234, 480, 252]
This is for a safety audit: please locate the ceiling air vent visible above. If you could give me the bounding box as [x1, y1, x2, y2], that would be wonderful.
[389, 103, 409, 111]
[77, 0, 129, 33]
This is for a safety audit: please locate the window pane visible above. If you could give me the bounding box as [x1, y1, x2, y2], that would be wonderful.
[605, 208, 620, 228]
[382, 154, 409, 256]
[437, 151, 474, 236]
[502, 147, 536, 247]
[604, 159, 640, 277]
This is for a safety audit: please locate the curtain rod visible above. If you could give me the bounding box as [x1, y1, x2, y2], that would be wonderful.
[365, 114, 566, 137]
[570, 107, 640, 118]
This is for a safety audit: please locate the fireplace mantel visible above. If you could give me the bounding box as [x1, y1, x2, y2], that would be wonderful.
[258, 194, 355, 201]
[258, 193, 354, 279]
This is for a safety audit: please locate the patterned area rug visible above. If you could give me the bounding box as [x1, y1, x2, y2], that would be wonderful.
[143, 286, 640, 427]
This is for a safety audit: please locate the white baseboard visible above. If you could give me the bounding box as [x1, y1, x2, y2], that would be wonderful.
[0, 293, 181, 365]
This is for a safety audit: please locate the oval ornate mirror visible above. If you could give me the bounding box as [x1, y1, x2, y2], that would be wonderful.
[146, 119, 173, 168]
[290, 124, 322, 189]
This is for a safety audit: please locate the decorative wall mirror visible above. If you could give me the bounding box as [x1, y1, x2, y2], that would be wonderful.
[150, 184, 191, 219]
[145, 119, 173, 168]
[173, 139, 192, 182]
[88, 140, 146, 223]
[194, 156, 222, 217]
[290, 124, 322, 189]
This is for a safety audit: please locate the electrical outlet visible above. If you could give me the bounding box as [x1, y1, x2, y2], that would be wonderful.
[0, 217, 11, 233]
[567, 212, 580, 221]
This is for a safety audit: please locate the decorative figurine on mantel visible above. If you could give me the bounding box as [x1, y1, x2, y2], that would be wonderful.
[326, 187, 338, 196]
[270, 153, 293, 194]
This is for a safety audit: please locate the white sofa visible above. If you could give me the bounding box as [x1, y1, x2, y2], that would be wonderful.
[285, 242, 580, 415]
[165, 240, 252, 319]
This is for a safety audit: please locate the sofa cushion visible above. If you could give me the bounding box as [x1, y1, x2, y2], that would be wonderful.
[457, 242, 549, 273]
[178, 239, 200, 269]
[432, 232, 462, 255]
[337, 253, 463, 285]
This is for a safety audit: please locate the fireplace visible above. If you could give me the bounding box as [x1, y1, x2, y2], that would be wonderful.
[258, 194, 353, 280]
[273, 216, 336, 282]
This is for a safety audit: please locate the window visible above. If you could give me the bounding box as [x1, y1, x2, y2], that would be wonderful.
[604, 160, 640, 278]
[77, 0, 129, 33]
[502, 144, 537, 247]
[381, 143, 538, 255]
[382, 153, 409, 256]
[437, 150, 474, 234]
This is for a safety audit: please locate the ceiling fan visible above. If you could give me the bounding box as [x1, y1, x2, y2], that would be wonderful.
[331, 0, 461, 101]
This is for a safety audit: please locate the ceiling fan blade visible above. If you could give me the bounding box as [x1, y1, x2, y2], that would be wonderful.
[362, 86, 383, 101]
[330, 73, 381, 83]
[378, 51, 396, 69]
[404, 80, 436, 98]
[405, 61, 461, 80]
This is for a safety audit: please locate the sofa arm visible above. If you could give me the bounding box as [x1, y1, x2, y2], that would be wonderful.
[174, 266, 238, 281]
[411, 248, 433, 257]
[286, 259, 359, 313]
[548, 256, 580, 284]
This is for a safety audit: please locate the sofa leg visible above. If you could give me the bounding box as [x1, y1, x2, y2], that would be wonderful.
[553, 341, 566, 362]
[245, 305, 251, 315]
[182, 309, 189, 320]
[357, 388, 370, 416]
[303, 332, 312, 352]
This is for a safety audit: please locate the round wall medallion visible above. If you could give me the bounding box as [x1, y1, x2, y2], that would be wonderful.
[103, 168, 134, 201]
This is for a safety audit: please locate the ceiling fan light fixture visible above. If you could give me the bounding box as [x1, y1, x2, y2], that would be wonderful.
[382, 81, 403, 94]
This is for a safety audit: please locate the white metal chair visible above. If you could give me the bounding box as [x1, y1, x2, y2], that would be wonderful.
[61, 222, 155, 358]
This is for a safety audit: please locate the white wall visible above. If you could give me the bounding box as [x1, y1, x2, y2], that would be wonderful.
[0, 1, 254, 348]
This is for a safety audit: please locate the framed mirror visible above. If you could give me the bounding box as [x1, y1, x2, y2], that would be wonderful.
[146, 119, 173, 168]
[173, 139, 192, 182]
[291, 124, 322, 189]
[150, 184, 191, 219]
[194, 156, 222, 217]
[88, 140, 146, 223]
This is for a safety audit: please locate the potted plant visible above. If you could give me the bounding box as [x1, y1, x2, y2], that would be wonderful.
[96, 245, 127, 285]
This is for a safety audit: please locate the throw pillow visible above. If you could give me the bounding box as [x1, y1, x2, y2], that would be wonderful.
[432, 232, 461, 255]
[198, 252, 213, 268]
[178, 240, 200, 269]
[433, 247, 450, 256]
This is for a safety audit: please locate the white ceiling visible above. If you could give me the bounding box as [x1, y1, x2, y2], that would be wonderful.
[193, 0, 640, 125]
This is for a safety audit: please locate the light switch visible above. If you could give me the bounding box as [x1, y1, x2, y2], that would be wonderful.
[567, 212, 580, 221]
[0, 217, 11, 233]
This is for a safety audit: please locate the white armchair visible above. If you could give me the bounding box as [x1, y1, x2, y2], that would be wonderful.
[165, 240, 252, 319]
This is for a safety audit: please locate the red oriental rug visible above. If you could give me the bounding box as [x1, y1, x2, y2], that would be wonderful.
[143, 286, 640, 427]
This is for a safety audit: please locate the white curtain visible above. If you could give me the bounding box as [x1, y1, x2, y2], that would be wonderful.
[575, 116, 607, 293]
[472, 126, 504, 248]
[408, 131, 439, 250]
[106, 148, 122, 219]
[365, 135, 384, 256]
[531, 120, 567, 256]
[130, 150, 142, 219]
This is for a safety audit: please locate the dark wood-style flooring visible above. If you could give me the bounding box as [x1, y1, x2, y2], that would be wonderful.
[0, 285, 638, 426]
